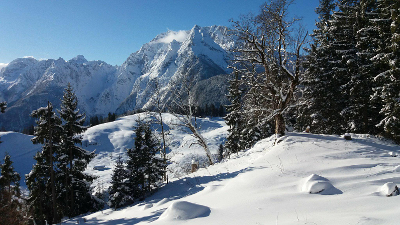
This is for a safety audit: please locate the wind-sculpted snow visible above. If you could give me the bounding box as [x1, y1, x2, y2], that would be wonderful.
[0, 25, 233, 131]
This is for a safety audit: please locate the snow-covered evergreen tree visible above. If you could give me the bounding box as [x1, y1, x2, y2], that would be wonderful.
[0, 153, 26, 225]
[126, 119, 164, 201]
[108, 155, 131, 209]
[0, 153, 20, 195]
[143, 123, 165, 192]
[352, 0, 384, 134]
[26, 151, 50, 224]
[374, 0, 400, 142]
[126, 120, 146, 201]
[224, 71, 245, 154]
[301, 0, 385, 134]
[27, 102, 62, 224]
[328, 0, 361, 132]
[57, 83, 101, 218]
[339, 0, 385, 134]
[299, 0, 344, 134]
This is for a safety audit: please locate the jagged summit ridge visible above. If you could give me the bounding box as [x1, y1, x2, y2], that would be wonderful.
[0, 25, 233, 130]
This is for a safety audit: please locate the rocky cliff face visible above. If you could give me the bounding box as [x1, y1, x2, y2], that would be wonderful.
[0, 25, 233, 130]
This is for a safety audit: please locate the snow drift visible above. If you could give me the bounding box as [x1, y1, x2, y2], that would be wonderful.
[158, 201, 211, 221]
[379, 182, 399, 197]
[301, 174, 342, 195]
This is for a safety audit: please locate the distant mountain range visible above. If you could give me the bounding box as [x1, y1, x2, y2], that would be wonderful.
[0, 25, 233, 131]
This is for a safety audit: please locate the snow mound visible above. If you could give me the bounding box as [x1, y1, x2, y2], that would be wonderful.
[379, 182, 399, 197]
[142, 203, 153, 210]
[301, 174, 342, 195]
[158, 201, 211, 221]
[394, 165, 400, 172]
[155, 198, 169, 206]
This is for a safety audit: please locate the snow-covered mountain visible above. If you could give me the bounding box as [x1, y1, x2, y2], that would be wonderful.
[0, 25, 233, 131]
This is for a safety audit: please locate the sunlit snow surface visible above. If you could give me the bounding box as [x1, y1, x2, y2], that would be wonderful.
[2, 114, 400, 224]
[76, 132, 400, 224]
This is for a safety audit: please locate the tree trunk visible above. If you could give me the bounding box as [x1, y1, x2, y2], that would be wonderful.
[47, 102, 57, 224]
[69, 126, 75, 217]
[188, 123, 214, 165]
[275, 114, 285, 137]
[158, 111, 167, 182]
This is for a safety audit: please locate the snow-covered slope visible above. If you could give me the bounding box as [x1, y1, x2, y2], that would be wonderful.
[0, 25, 233, 131]
[78, 132, 400, 225]
[0, 113, 228, 189]
[0, 132, 42, 181]
[2, 112, 400, 224]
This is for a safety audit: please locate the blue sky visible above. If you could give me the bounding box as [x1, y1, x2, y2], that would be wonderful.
[0, 0, 319, 66]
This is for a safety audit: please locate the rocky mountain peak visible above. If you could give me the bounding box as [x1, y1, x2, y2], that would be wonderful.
[68, 55, 88, 64]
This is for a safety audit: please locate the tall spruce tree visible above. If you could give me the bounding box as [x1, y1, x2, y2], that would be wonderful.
[224, 71, 245, 154]
[329, 0, 361, 132]
[299, 0, 343, 134]
[27, 102, 62, 224]
[301, 0, 384, 134]
[352, 0, 383, 134]
[0, 153, 21, 195]
[0, 153, 26, 225]
[108, 155, 131, 209]
[143, 123, 165, 193]
[340, 0, 385, 134]
[126, 120, 146, 201]
[58, 83, 101, 218]
[126, 119, 164, 201]
[374, 0, 400, 142]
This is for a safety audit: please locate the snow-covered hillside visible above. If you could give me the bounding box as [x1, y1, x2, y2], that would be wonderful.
[3, 113, 400, 224]
[0, 113, 228, 189]
[82, 113, 228, 188]
[0, 25, 233, 131]
[78, 132, 400, 224]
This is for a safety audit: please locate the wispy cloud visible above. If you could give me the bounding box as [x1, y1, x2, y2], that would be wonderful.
[157, 30, 189, 43]
[0, 63, 8, 70]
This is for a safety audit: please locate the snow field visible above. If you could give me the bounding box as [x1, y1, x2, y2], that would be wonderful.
[61, 131, 400, 225]
[3, 114, 400, 224]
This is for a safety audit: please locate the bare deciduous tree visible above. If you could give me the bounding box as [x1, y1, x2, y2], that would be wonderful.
[169, 74, 214, 165]
[230, 0, 307, 137]
[149, 78, 170, 181]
